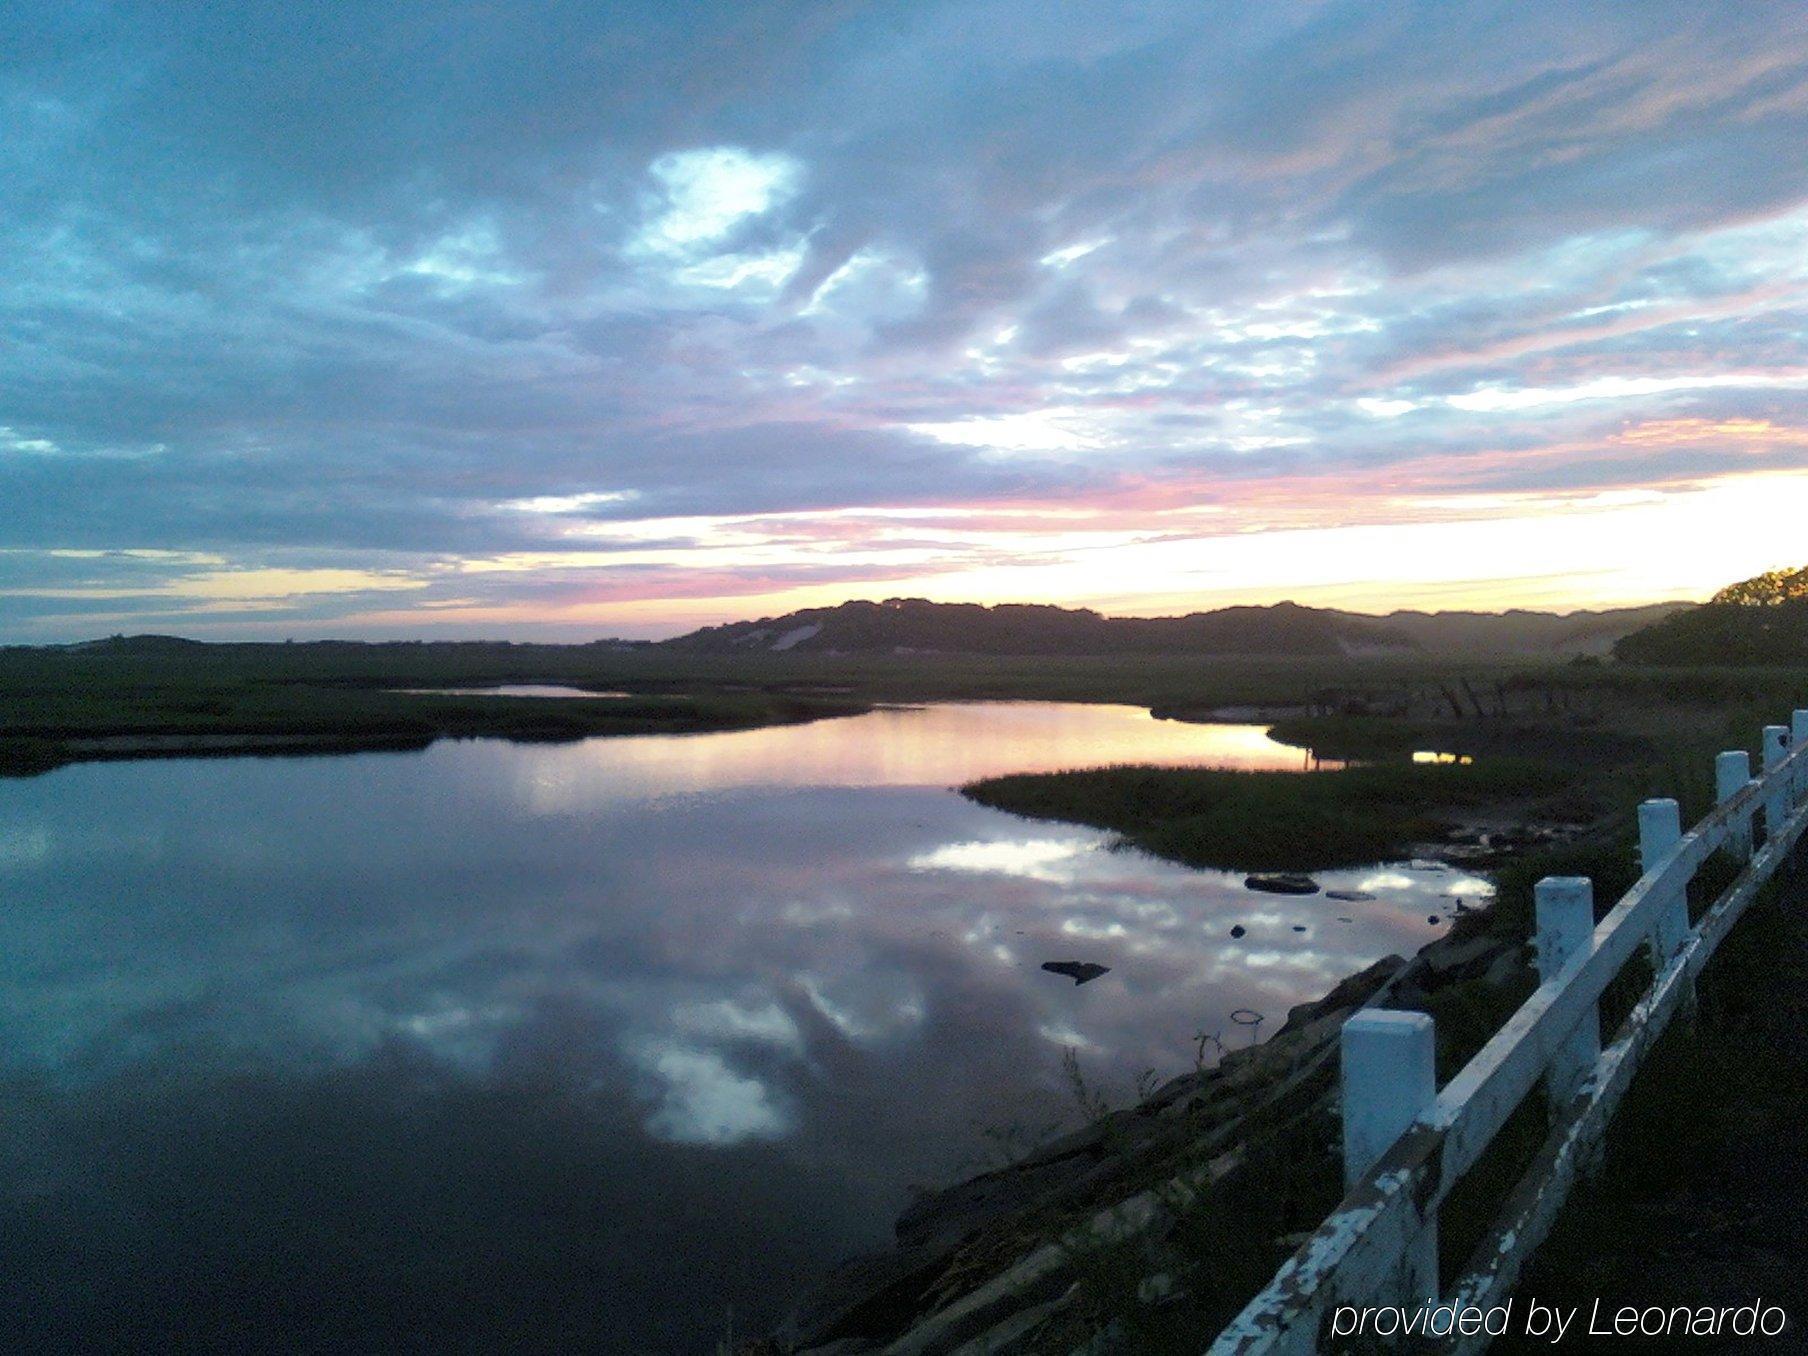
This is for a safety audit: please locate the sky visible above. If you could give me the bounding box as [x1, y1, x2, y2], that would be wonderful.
[6, 1, 1808, 641]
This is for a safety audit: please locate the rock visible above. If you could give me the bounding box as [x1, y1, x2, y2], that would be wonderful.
[1229, 925, 1247, 939]
[1291, 924, 1307, 932]
[1324, 890, 1375, 903]
[1066, 1322, 1126, 1356]
[785, 1243, 956, 1350]
[893, 1150, 1096, 1256]
[942, 1284, 1077, 1354]
[1138, 1273, 1182, 1307]
[1421, 933, 1501, 977]
[890, 1092, 1195, 1259]
[1427, 915, 1441, 925]
[1245, 873, 1320, 895]
[1040, 961, 1109, 986]
[1276, 955, 1405, 1037]
[1483, 944, 1528, 989]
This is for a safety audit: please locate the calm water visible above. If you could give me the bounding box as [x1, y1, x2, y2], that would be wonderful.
[0, 703, 1485, 1353]
[391, 683, 633, 698]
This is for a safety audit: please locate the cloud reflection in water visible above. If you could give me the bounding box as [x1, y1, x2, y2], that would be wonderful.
[0, 706, 1479, 1351]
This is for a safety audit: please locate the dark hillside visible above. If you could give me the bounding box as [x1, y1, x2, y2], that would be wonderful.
[1615, 566, 1808, 664]
[661, 597, 1393, 656]
[1376, 603, 1687, 657]
[662, 597, 1679, 658]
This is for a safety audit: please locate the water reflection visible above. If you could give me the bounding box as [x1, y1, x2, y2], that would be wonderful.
[393, 683, 633, 698]
[0, 705, 1475, 1353]
[513, 701, 1334, 814]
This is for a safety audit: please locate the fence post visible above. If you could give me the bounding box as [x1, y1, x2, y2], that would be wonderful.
[1342, 1010, 1438, 1305]
[1793, 711, 1808, 802]
[1764, 726, 1790, 843]
[1638, 799, 1688, 966]
[1717, 750, 1754, 861]
[1535, 877, 1600, 1109]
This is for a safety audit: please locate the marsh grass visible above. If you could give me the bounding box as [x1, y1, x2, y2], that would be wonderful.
[963, 759, 1578, 872]
[0, 642, 872, 774]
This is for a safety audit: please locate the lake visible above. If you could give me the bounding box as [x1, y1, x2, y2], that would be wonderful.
[0, 703, 1485, 1352]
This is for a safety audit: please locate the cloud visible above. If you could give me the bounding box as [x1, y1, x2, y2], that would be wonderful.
[5, 0, 1808, 636]
[634, 146, 803, 256]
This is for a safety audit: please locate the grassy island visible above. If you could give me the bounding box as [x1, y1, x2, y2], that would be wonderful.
[962, 759, 1589, 872]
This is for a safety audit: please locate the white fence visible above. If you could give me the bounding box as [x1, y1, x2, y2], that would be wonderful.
[1210, 710, 1808, 1354]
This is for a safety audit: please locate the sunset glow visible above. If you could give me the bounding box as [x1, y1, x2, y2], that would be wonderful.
[7, 4, 1808, 637]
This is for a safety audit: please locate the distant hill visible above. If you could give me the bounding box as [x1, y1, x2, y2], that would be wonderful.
[663, 598, 1409, 657]
[662, 597, 1689, 659]
[1616, 567, 1808, 665]
[29, 598, 1696, 665]
[68, 634, 212, 655]
[1371, 605, 1689, 658]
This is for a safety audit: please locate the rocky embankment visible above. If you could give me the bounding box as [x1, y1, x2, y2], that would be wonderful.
[763, 915, 1532, 1354]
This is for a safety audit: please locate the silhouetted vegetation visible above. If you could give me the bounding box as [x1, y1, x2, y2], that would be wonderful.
[1615, 564, 1808, 664]
[1711, 564, 1808, 605]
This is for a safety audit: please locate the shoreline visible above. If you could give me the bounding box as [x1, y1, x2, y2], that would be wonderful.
[771, 880, 1540, 1353]
[0, 695, 876, 778]
[764, 748, 1625, 1351]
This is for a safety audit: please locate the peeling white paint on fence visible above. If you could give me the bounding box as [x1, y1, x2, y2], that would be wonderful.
[1210, 718, 1808, 1354]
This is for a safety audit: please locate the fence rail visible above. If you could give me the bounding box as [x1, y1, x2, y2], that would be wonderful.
[1209, 709, 1808, 1354]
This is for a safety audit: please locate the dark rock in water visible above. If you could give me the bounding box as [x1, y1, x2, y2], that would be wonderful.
[1245, 873, 1320, 896]
[1325, 890, 1375, 903]
[1040, 960, 1109, 985]
[1428, 915, 1441, 925]
[1291, 925, 1308, 932]
[1229, 925, 1247, 939]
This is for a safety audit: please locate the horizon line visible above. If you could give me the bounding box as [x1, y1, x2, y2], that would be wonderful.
[10, 592, 1700, 649]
